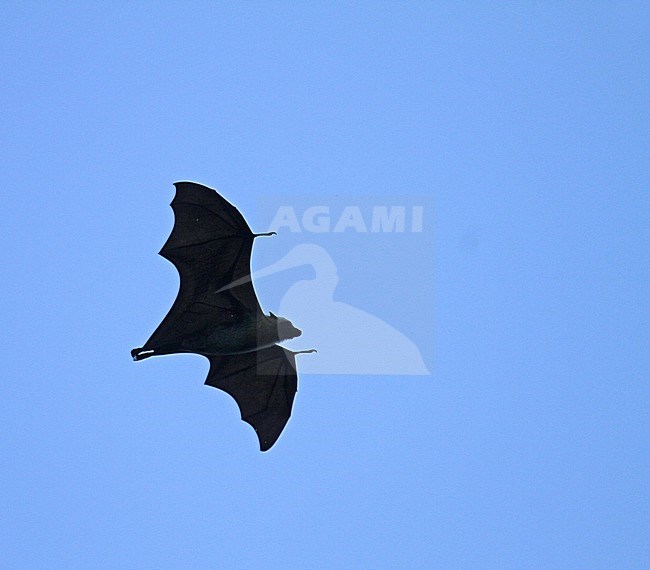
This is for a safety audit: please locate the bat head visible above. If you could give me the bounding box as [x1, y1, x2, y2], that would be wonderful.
[269, 312, 302, 341]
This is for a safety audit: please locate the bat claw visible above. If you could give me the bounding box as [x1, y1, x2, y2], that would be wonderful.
[131, 347, 154, 361]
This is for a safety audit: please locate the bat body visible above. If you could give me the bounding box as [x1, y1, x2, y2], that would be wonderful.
[131, 182, 312, 451]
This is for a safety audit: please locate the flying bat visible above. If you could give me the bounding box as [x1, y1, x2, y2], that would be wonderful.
[131, 181, 314, 451]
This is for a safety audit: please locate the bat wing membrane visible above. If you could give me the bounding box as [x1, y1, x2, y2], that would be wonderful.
[206, 345, 298, 451]
[141, 182, 264, 350]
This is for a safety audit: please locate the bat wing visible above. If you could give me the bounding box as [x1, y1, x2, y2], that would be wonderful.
[206, 345, 299, 451]
[140, 181, 264, 351]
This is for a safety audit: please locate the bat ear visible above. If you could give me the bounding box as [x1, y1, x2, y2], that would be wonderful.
[269, 312, 278, 320]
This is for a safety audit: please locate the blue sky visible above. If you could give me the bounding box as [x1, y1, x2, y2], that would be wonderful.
[1, 2, 648, 568]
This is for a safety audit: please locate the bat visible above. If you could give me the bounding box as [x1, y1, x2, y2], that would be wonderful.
[131, 181, 314, 451]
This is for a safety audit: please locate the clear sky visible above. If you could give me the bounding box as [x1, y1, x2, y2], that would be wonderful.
[1, 2, 648, 568]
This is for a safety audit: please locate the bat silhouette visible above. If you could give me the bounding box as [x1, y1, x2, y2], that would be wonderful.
[131, 182, 314, 451]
